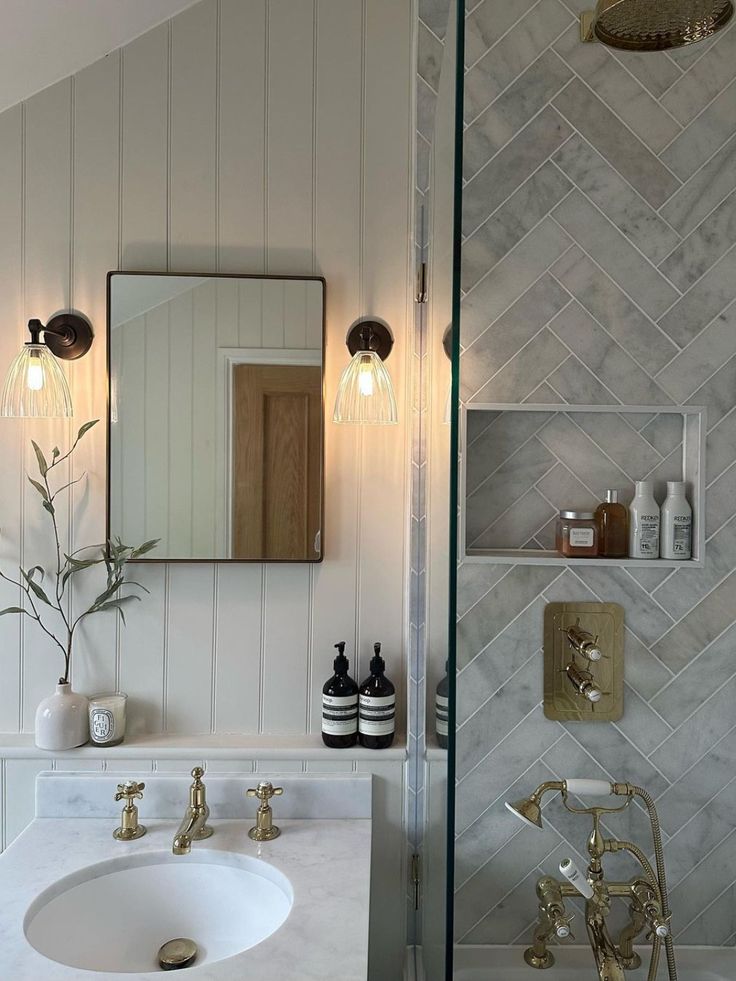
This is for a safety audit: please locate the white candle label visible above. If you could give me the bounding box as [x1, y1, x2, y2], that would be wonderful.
[569, 528, 594, 547]
[91, 708, 115, 742]
[322, 694, 358, 735]
[359, 694, 395, 736]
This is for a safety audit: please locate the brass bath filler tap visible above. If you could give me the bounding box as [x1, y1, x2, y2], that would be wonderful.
[506, 778, 678, 981]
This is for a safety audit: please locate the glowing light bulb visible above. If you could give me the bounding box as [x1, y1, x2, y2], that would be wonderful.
[27, 358, 44, 391]
[358, 356, 374, 397]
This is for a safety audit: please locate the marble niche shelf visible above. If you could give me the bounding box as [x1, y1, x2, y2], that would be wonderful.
[461, 403, 706, 569]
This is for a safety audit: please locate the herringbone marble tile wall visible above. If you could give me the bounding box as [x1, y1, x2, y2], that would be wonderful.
[455, 0, 736, 948]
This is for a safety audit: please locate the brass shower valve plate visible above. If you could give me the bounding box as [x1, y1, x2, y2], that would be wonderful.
[544, 602, 624, 722]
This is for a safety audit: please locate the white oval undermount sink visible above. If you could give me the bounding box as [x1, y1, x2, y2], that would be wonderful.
[24, 850, 293, 974]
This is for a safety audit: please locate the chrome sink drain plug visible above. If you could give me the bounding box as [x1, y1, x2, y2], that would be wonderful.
[158, 938, 198, 971]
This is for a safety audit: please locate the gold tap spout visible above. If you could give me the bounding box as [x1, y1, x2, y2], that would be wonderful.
[172, 767, 214, 855]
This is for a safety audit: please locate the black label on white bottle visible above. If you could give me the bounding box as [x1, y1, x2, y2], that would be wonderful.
[322, 694, 358, 735]
[359, 694, 395, 737]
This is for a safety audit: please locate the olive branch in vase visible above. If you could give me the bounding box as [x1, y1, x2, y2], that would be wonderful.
[0, 420, 158, 684]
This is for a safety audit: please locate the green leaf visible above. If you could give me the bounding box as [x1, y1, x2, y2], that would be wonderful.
[23, 566, 45, 582]
[130, 539, 160, 558]
[52, 446, 60, 459]
[42, 500, 55, 516]
[25, 578, 53, 607]
[76, 420, 98, 441]
[0, 607, 26, 616]
[94, 595, 141, 626]
[27, 476, 49, 501]
[31, 440, 48, 477]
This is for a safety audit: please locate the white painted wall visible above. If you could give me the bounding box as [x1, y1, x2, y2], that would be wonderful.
[0, 0, 413, 740]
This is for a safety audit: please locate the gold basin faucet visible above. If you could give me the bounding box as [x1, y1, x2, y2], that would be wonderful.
[172, 767, 214, 855]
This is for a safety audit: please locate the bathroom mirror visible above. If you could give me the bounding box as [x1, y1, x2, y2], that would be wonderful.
[107, 272, 325, 562]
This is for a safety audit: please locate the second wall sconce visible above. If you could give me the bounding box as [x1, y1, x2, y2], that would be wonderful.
[333, 319, 398, 425]
[0, 314, 93, 418]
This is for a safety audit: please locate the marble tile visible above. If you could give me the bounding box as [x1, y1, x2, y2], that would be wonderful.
[472, 328, 568, 403]
[615, 683, 672, 755]
[653, 622, 736, 727]
[465, 410, 551, 493]
[457, 598, 546, 726]
[457, 656, 542, 778]
[662, 77, 736, 181]
[419, 0, 450, 40]
[535, 414, 631, 496]
[653, 516, 736, 620]
[552, 190, 679, 320]
[457, 566, 561, 670]
[464, 0, 572, 122]
[535, 463, 599, 512]
[705, 462, 736, 537]
[706, 409, 736, 483]
[652, 672, 736, 781]
[690, 352, 736, 428]
[465, 0, 541, 66]
[551, 243, 679, 373]
[464, 51, 572, 179]
[607, 46, 682, 100]
[677, 882, 736, 946]
[661, 132, 736, 236]
[547, 300, 673, 405]
[552, 79, 681, 208]
[618, 626, 673, 702]
[669, 830, 736, 930]
[554, 24, 682, 153]
[573, 565, 675, 646]
[465, 437, 557, 541]
[473, 489, 557, 549]
[552, 133, 682, 266]
[461, 275, 570, 396]
[569, 411, 663, 482]
[659, 247, 736, 350]
[640, 414, 684, 458]
[462, 218, 571, 345]
[418, 20, 444, 92]
[545, 354, 620, 405]
[462, 107, 573, 237]
[457, 562, 511, 618]
[461, 162, 572, 292]
[660, 191, 736, 292]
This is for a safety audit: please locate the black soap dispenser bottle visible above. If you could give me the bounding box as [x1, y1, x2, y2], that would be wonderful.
[436, 660, 449, 750]
[322, 642, 359, 748]
[358, 643, 396, 749]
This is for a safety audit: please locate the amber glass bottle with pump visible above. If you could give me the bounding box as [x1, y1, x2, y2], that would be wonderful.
[595, 490, 628, 558]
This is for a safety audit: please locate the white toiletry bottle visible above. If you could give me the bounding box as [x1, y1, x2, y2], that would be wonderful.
[660, 481, 692, 560]
[629, 480, 660, 559]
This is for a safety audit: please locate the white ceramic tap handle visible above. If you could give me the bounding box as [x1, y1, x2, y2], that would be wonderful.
[559, 858, 594, 899]
[564, 778, 613, 797]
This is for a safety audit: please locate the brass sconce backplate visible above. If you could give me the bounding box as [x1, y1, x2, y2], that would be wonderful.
[544, 601, 624, 722]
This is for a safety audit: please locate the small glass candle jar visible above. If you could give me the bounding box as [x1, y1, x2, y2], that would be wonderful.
[89, 692, 127, 746]
[556, 510, 598, 557]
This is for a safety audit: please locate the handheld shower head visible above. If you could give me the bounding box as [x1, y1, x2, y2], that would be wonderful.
[505, 779, 619, 830]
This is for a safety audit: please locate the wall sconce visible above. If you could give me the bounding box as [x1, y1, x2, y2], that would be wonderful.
[333, 320, 398, 425]
[0, 314, 93, 418]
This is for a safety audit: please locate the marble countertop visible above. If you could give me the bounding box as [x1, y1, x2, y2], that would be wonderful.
[0, 816, 372, 980]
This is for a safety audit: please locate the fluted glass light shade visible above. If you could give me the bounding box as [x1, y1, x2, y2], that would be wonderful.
[1, 343, 74, 417]
[333, 350, 398, 425]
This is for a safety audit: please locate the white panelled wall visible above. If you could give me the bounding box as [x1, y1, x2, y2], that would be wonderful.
[0, 1, 414, 976]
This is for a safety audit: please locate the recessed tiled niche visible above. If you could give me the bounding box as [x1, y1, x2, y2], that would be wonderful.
[461, 403, 705, 568]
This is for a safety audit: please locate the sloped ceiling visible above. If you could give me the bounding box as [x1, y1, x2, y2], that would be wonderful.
[0, 0, 201, 115]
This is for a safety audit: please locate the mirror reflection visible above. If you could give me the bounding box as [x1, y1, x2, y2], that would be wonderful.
[108, 273, 324, 562]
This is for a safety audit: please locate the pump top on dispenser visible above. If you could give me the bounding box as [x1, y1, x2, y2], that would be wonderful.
[322, 642, 359, 749]
[358, 643, 396, 750]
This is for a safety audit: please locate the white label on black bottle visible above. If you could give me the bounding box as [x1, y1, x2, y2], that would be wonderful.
[436, 694, 449, 737]
[359, 694, 395, 737]
[322, 694, 358, 735]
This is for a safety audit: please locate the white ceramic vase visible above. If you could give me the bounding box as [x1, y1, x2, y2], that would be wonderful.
[35, 682, 89, 751]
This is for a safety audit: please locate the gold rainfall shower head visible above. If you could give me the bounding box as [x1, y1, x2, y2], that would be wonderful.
[581, 0, 734, 51]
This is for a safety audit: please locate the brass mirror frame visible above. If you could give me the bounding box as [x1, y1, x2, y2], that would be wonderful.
[106, 270, 326, 564]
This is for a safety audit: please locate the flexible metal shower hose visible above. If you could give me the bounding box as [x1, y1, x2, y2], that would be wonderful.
[631, 785, 678, 981]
